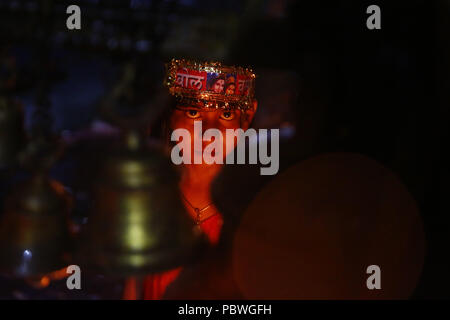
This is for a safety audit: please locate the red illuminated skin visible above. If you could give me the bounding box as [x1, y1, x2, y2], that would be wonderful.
[135, 101, 257, 300]
[169, 101, 257, 242]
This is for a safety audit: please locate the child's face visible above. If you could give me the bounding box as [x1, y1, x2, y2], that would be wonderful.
[169, 102, 244, 164]
[226, 84, 235, 95]
[213, 79, 225, 93]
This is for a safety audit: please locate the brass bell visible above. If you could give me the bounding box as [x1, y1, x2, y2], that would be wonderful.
[0, 96, 26, 169]
[79, 130, 205, 276]
[0, 172, 72, 277]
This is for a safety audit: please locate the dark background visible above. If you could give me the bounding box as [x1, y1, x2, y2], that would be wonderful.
[0, 0, 447, 298]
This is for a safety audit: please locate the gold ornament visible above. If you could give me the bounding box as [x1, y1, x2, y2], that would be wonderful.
[0, 173, 72, 277]
[78, 130, 206, 276]
[164, 59, 256, 110]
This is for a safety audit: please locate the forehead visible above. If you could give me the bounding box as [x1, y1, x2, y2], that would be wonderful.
[175, 102, 239, 113]
[175, 102, 207, 111]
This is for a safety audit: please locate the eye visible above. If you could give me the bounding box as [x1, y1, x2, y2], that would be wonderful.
[185, 109, 201, 119]
[220, 111, 235, 120]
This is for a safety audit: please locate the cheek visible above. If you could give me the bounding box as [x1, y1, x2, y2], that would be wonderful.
[170, 112, 191, 131]
[168, 113, 197, 150]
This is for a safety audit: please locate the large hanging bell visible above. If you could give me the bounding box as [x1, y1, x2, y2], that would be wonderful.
[0, 96, 26, 169]
[79, 131, 205, 276]
[0, 173, 72, 277]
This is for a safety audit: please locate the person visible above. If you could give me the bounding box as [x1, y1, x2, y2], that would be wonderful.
[123, 59, 257, 299]
[164, 70, 426, 300]
[207, 75, 226, 94]
[225, 82, 236, 95]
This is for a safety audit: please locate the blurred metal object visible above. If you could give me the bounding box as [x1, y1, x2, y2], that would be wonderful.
[79, 60, 205, 276]
[0, 129, 72, 277]
[0, 0, 72, 280]
[0, 96, 26, 169]
[0, 172, 71, 277]
[80, 130, 205, 276]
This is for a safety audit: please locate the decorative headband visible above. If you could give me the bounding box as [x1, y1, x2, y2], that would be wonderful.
[164, 59, 256, 110]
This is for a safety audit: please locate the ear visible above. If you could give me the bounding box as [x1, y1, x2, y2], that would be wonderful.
[241, 100, 258, 130]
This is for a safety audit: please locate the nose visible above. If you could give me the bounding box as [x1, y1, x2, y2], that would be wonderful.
[200, 113, 221, 132]
[198, 116, 222, 147]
